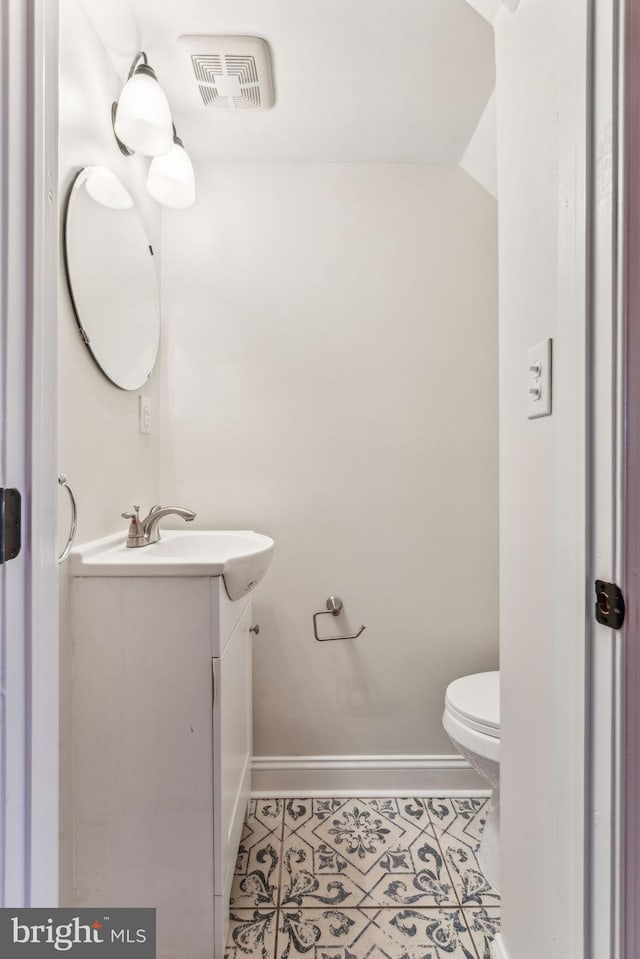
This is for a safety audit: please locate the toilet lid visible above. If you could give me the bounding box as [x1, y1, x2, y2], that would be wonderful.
[445, 671, 500, 738]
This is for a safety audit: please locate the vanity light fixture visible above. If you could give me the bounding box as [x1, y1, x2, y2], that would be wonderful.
[112, 52, 173, 157]
[146, 126, 196, 209]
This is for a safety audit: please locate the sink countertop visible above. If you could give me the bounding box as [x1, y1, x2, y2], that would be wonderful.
[69, 529, 275, 600]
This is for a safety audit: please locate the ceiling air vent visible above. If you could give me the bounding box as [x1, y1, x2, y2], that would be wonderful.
[179, 35, 275, 111]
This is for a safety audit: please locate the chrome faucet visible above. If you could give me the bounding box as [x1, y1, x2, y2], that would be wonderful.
[121, 504, 196, 548]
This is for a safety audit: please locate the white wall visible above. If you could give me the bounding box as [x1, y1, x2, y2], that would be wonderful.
[460, 91, 497, 199]
[495, 1, 587, 956]
[160, 161, 499, 763]
[58, 0, 162, 904]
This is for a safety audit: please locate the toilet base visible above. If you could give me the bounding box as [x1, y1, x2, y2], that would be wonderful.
[477, 787, 500, 892]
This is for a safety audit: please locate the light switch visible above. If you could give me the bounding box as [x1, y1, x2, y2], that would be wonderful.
[139, 395, 151, 434]
[527, 339, 552, 419]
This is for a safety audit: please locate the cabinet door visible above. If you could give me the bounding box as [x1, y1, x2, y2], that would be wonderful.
[212, 599, 252, 905]
[72, 577, 215, 959]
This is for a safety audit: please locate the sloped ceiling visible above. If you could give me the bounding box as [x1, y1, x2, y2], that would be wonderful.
[460, 90, 497, 197]
[463, 0, 502, 23]
[81, 0, 495, 164]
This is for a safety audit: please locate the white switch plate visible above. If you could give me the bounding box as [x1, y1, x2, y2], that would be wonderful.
[527, 339, 552, 419]
[139, 395, 151, 435]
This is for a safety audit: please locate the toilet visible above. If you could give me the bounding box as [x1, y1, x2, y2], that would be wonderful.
[443, 670, 500, 890]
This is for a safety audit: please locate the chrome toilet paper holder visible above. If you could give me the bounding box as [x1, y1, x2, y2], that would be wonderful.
[313, 595, 366, 642]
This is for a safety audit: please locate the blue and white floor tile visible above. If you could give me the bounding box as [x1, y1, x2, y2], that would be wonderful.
[281, 797, 455, 909]
[426, 798, 487, 848]
[231, 800, 285, 909]
[278, 907, 478, 959]
[283, 797, 430, 834]
[227, 797, 500, 959]
[466, 907, 501, 959]
[426, 799, 500, 908]
[226, 909, 278, 959]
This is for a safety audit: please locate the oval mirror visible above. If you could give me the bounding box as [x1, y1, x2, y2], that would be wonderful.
[63, 166, 161, 390]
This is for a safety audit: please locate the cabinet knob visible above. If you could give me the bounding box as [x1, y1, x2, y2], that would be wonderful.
[250, 624, 260, 635]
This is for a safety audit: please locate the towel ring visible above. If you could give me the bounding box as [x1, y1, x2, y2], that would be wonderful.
[58, 474, 78, 565]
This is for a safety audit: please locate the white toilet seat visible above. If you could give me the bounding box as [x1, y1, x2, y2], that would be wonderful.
[446, 671, 499, 730]
[443, 670, 500, 762]
[443, 703, 499, 762]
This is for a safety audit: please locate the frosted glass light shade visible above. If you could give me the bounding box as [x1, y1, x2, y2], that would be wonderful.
[146, 142, 196, 209]
[84, 166, 133, 210]
[114, 71, 173, 156]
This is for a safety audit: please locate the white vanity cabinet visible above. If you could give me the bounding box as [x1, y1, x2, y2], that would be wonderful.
[71, 575, 253, 959]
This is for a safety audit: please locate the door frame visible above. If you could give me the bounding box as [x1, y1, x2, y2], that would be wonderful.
[583, 0, 640, 955]
[0, 0, 58, 906]
[588, 0, 623, 953]
[584, 0, 640, 954]
[622, 2, 640, 956]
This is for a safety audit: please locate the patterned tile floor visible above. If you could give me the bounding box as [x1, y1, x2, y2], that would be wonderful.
[226, 797, 500, 959]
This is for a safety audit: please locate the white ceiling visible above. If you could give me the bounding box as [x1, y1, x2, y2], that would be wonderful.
[81, 0, 495, 164]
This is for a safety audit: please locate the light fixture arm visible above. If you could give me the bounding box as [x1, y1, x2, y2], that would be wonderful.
[112, 101, 135, 157]
[171, 124, 184, 149]
[125, 51, 159, 83]
[112, 51, 166, 158]
[127, 51, 148, 80]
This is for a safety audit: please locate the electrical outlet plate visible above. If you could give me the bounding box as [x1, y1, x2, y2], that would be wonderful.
[527, 338, 552, 419]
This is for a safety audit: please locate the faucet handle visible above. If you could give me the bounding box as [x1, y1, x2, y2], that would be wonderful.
[122, 506, 145, 548]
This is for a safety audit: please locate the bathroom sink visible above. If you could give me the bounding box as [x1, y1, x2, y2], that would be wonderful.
[69, 529, 275, 600]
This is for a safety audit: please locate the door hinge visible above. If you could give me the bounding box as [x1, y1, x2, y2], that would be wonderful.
[0, 488, 22, 564]
[595, 580, 625, 630]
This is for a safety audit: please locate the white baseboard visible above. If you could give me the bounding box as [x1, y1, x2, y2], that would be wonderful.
[251, 754, 489, 797]
[489, 934, 509, 959]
